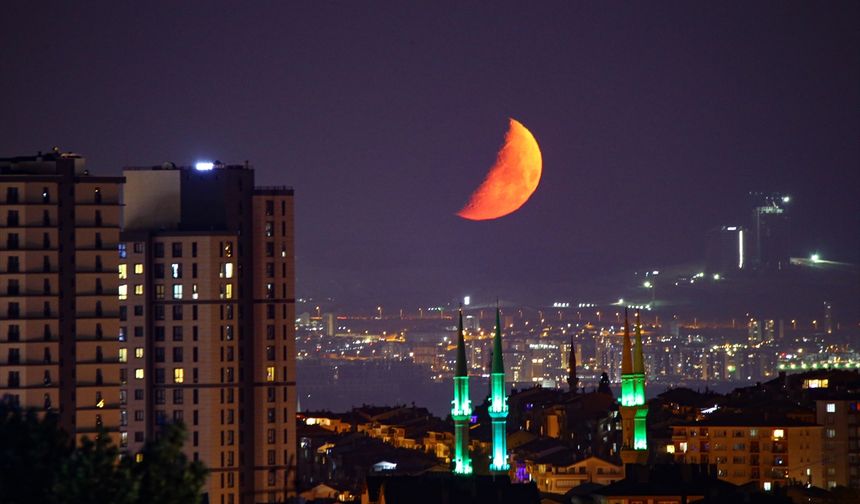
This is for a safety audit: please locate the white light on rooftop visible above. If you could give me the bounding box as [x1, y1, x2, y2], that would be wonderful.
[195, 162, 214, 171]
[810, 253, 821, 263]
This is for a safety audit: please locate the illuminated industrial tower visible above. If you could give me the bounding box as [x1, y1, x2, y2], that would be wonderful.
[620, 308, 649, 464]
[451, 308, 473, 475]
[488, 307, 509, 472]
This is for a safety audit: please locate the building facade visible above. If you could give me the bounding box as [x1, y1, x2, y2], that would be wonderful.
[0, 151, 123, 445]
[118, 162, 295, 504]
[817, 397, 860, 489]
[671, 420, 823, 489]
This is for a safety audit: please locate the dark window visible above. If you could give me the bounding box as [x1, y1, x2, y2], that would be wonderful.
[154, 264, 165, 279]
[7, 211, 19, 227]
[134, 305, 143, 316]
[155, 368, 165, 384]
[133, 242, 143, 253]
[155, 389, 165, 404]
[7, 325, 20, 342]
[266, 346, 275, 361]
[266, 325, 275, 340]
[154, 305, 164, 320]
[172, 326, 183, 341]
[7, 280, 19, 296]
[154, 347, 165, 362]
[154, 243, 164, 258]
[8, 302, 20, 318]
[94, 233, 103, 249]
[265, 242, 274, 257]
[192, 263, 198, 278]
[154, 326, 165, 341]
[172, 304, 183, 321]
[134, 326, 143, 337]
[265, 222, 274, 237]
[191, 242, 197, 258]
[7, 371, 20, 388]
[41, 187, 49, 203]
[173, 347, 183, 362]
[134, 389, 144, 400]
[7, 348, 20, 364]
[42, 210, 50, 226]
[7, 256, 19, 273]
[266, 304, 275, 319]
[6, 187, 18, 203]
[173, 389, 184, 404]
[94, 188, 102, 204]
[265, 200, 274, 216]
[265, 263, 274, 278]
[95, 210, 103, 226]
[172, 242, 182, 258]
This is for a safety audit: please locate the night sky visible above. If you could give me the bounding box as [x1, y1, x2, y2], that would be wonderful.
[2, 2, 858, 308]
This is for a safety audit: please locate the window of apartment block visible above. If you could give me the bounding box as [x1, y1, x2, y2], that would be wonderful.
[154, 243, 164, 258]
[172, 242, 182, 258]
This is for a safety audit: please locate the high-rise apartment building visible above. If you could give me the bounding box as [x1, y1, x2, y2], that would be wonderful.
[118, 162, 295, 504]
[817, 398, 860, 489]
[671, 418, 823, 489]
[0, 151, 123, 445]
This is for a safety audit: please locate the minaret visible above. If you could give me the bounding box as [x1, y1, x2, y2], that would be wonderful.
[620, 308, 649, 464]
[451, 307, 472, 475]
[567, 333, 579, 393]
[488, 306, 509, 472]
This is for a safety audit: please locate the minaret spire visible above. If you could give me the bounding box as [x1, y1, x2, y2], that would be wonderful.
[633, 309, 645, 374]
[451, 306, 472, 475]
[620, 307, 649, 464]
[621, 308, 633, 376]
[488, 304, 509, 472]
[567, 333, 579, 393]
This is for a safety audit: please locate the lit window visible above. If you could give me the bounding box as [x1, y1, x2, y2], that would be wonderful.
[134, 284, 143, 296]
[118, 348, 127, 363]
[773, 429, 784, 439]
[192, 284, 198, 300]
[679, 442, 687, 453]
[826, 403, 836, 413]
[763, 482, 772, 491]
[135, 347, 143, 359]
[221, 263, 233, 279]
[223, 241, 233, 258]
[826, 428, 836, 438]
[749, 428, 758, 437]
[225, 284, 233, 299]
[135, 368, 144, 379]
[135, 453, 143, 463]
[118, 264, 128, 279]
[134, 263, 144, 274]
[118, 243, 127, 259]
[171, 263, 182, 279]
[174, 368, 184, 384]
[118, 284, 128, 300]
[155, 284, 165, 300]
[173, 284, 183, 299]
[666, 444, 675, 454]
[266, 366, 275, 382]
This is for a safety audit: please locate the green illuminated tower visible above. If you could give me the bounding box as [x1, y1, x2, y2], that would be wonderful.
[488, 307, 509, 472]
[620, 308, 649, 464]
[451, 308, 473, 475]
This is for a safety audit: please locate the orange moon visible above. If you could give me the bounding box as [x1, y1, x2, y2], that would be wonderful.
[457, 118, 542, 221]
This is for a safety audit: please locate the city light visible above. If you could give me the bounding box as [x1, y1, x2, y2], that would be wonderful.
[463, 296, 471, 306]
[194, 161, 214, 171]
[810, 253, 821, 263]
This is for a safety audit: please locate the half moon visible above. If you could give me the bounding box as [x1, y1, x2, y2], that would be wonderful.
[457, 118, 542, 221]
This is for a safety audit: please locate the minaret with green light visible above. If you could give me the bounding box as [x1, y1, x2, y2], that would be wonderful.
[451, 307, 473, 475]
[620, 308, 649, 464]
[488, 306, 509, 472]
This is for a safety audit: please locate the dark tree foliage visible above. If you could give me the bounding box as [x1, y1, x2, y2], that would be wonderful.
[0, 402, 207, 504]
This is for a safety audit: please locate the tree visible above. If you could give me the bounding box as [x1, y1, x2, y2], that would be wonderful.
[132, 423, 208, 504]
[0, 401, 207, 504]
